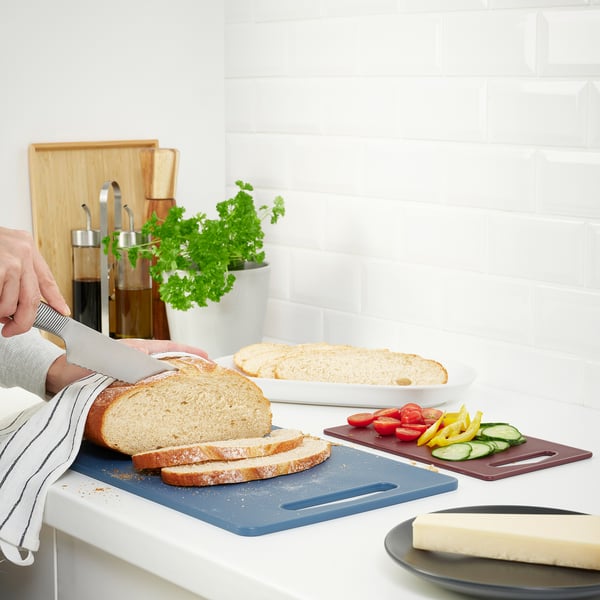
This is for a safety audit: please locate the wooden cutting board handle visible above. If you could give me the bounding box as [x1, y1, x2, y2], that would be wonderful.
[140, 148, 180, 340]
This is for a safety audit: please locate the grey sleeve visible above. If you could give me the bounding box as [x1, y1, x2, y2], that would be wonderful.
[0, 326, 65, 398]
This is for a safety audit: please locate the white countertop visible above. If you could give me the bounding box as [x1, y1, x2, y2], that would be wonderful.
[43, 383, 598, 600]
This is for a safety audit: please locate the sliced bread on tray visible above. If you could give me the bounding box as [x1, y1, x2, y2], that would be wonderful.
[233, 342, 448, 386]
[161, 436, 331, 487]
[132, 428, 305, 470]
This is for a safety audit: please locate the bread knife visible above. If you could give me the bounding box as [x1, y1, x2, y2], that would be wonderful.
[33, 302, 176, 383]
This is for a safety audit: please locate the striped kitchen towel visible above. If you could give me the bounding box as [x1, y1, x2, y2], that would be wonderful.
[0, 373, 113, 566]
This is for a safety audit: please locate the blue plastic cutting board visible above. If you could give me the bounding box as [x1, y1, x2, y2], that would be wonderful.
[71, 439, 457, 536]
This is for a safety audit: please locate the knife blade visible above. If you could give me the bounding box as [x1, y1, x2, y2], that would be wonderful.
[33, 302, 176, 383]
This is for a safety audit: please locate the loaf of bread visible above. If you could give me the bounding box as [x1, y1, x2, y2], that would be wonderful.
[161, 436, 331, 487]
[131, 428, 305, 470]
[234, 343, 448, 386]
[84, 355, 272, 456]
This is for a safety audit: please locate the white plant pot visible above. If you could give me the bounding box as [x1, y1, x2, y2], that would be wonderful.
[165, 263, 271, 359]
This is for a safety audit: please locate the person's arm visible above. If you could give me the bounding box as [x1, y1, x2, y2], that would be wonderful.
[0, 326, 65, 397]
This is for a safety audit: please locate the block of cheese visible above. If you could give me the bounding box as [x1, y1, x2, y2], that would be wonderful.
[412, 512, 600, 571]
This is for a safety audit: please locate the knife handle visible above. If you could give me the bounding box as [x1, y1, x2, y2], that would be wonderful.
[33, 302, 69, 338]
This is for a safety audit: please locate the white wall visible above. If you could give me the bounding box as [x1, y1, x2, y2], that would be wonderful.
[225, 0, 600, 408]
[0, 0, 225, 227]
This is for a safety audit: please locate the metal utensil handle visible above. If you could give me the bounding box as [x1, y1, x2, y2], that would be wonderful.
[33, 303, 69, 338]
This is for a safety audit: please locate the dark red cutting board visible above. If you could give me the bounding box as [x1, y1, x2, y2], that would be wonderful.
[323, 424, 592, 481]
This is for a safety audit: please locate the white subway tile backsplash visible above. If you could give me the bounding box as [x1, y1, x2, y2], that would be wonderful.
[488, 214, 585, 285]
[320, 78, 398, 137]
[264, 298, 325, 342]
[484, 342, 585, 404]
[539, 10, 600, 76]
[444, 144, 536, 211]
[322, 195, 402, 259]
[441, 273, 533, 344]
[490, 0, 587, 7]
[588, 82, 600, 147]
[396, 78, 486, 141]
[582, 362, 600, 410]
[537, 150, 600, 218]
[442, 11, 536, 76]
[225, 6, 600, 406]
[225, 22, 288, 77]
[225, 79, 255, 132]
[289, 136, 363, 194]
[397, 0, 486, 10]
[487, 80, 589, 147]
[402, 205, 486, 271]
[363, 262, 445, 326]
[535, 286, 600, 360]
[357, 14, 441, 75]
[324, 0, 397, 17]
[323, 312, 402, 349]
[226, 133, 289, 189]
[362, 139, 445, 203]
[254, 78, 321, 134]
[289, 18, 358, 76]
[587, 224, 600, 289]
[290, 249, 362, 312]
[224, 0, 253, 24]
[254, 0, 322, 21]
[262, 190, 325, 250]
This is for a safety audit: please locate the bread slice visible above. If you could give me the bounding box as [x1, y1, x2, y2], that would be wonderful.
[161, 436, 331, 487]
[84, 356, 272, 456]
[131, 428, 305, 471]
[233, 342, 292, 377]
[273, 345, 448, 386]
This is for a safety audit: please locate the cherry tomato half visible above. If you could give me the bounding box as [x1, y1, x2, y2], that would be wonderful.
[373, 407, 401, 420]
[395, 427, 422, 442]
[400, 408, 425, 425]
[347, 412, 375, 427]
[401, 423, 428, 433]
[421, 408, 444, 421]
[373, 417, 402, 436]
[399, 402, 422, 412]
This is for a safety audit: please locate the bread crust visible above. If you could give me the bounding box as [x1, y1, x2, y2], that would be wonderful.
[160, 437, 331, 487]
[131, 428, 305, 470]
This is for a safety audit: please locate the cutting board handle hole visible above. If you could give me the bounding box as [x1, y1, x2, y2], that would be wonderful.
[282, 482, 397, 511]
[491, 451, 556, 468]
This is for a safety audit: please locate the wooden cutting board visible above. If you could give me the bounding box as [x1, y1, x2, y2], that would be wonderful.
[324, 424, 592, 481]
[28, 139, 159, 318]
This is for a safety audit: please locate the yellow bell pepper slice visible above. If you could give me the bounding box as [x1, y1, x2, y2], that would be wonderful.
[431, 410, 483, 448]
[427, 404, 473, 447]
[417, 413, 445, 446]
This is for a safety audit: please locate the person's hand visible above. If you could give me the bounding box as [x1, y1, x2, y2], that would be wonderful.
[45, 338, 209, 395]
[0, 227, 70, 337]
[119, 338, 210, 360]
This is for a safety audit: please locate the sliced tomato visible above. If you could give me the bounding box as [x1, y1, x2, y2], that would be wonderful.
[394, 427, 422, 442]
[400, 408, 424, 425]
[373, 407, 401, 420]
[421, 408, 444, 421]
[401, 423, 428, 433]
[347, 412, 375, 427]
[373, 417, 402, 436]
[399, 402, 422, 413]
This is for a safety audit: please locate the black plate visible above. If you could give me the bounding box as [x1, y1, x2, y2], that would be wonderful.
[384, 505, 600, 600]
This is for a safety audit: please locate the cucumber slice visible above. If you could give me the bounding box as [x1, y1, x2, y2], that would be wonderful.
[478, 424, 524, 445]
[431, 443, 472, 461]
[487, 439, 510, 453]
[466, 441, 495, 459]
